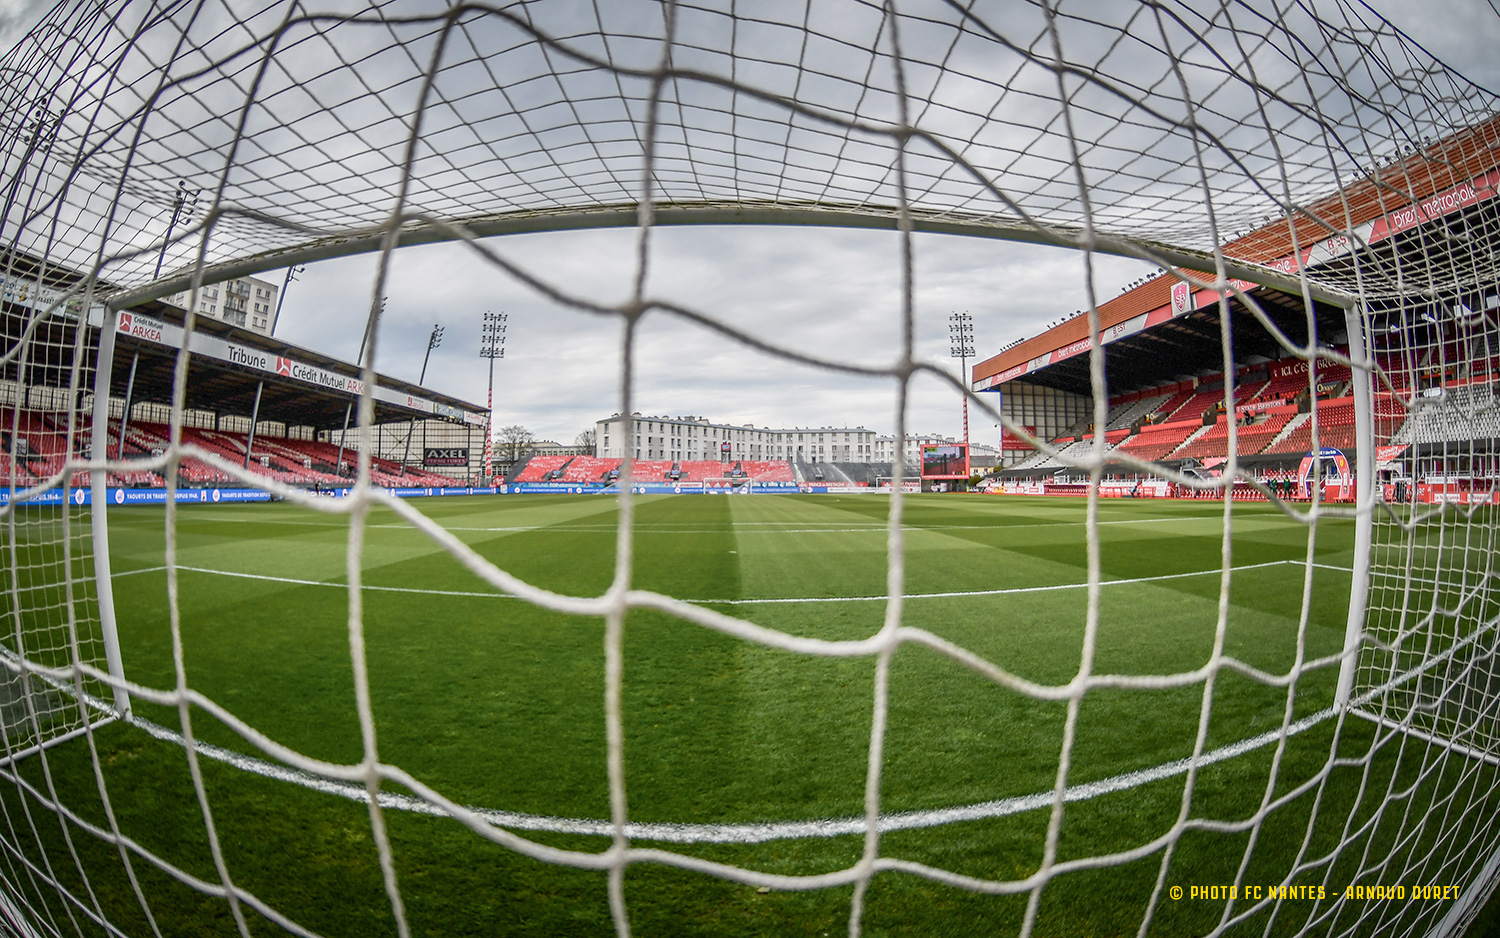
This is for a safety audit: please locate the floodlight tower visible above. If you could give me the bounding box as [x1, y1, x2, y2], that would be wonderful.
[0, 84, 58, 246]
[480, 311, 507, 483]
[334, 295, 385, 479]
[154, 180, 199, 279]
[949, 311, 974, 480]
[270, 263, 304, 335]
[399, 324, 444, 475]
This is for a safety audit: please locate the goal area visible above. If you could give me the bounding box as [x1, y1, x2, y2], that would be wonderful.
[1, 1, 1499, 936]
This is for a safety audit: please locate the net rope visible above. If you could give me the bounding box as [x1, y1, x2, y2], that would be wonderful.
[0, 1, 1496, 936]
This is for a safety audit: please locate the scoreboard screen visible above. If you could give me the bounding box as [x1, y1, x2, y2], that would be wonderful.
[921, 444, 968, 479]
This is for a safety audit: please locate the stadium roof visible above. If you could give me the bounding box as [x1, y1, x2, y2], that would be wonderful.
[2, 252, 487, 432]
[973, 115, 1500, 398]
[106, 302, 489, 431]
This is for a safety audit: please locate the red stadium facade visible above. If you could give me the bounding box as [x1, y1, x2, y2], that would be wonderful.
[972, 115, 1500, 505]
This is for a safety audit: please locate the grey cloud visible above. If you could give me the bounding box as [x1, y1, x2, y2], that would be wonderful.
[274, 222, 1152, 444]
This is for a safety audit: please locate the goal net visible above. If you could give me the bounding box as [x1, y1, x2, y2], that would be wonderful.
[0, 0, 1498, 936]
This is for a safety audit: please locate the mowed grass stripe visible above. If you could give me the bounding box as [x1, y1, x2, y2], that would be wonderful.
[66, 492, 1406, 938]
[105, 498, 1350, 816]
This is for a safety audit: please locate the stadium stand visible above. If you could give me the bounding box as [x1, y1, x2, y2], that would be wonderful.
[634, 460, 677, 482]
[826, 462, 878, 484]
[1259, 370, 1315, 402]
[1174, 417, 1232, 460]
[1112, 420, 1203, 462]
[676, 460, 725, 482]
[2, 412, 165, 488]
[1028, 439, 1100, 470]
[1263, 399, 1359, 453]
[560, 456, 621, 483]
[1171, 407, 1296, 460]
[251, 438, 342, 483]
[1148, 387, 1197, 420]
[512, 455, 571, 483]
[813, 462, 857, 484]
[1374, 354, 1418, 394]
[738, 460, 795, 481]
[1163, 387, 1232, 423]
[795, 458, 828, 482]
[1396, 384, 1500, 446]
[115, 420, 455, 488]
[504, 454, 536, 482]
[1105, 394, 1169, 429]
[1231, 409, 1300, 456]
[5, 411, 67, 482]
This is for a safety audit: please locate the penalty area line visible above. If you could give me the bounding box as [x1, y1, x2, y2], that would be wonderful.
[118, 705, 1337, 845]
[108, 559, 1338, 605]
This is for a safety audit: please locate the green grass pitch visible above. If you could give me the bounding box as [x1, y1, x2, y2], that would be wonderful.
[0, 493, 1493, 937]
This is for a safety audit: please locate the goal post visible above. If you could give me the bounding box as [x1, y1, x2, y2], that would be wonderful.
[1334, 299, 1376, 717]
[1, 1, 1500, 936]
[87, 302, 130, 720]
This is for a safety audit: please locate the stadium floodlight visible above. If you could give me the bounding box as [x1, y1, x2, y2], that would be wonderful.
[949, 311, 974, 481]
[480, 310, 507, 483]
[270, 263, 304, 335]
[2, 2, 1500, 937]
[399, 324, 445, 476]
[152, 180, 198, 279]
[334, 294, 386, 478]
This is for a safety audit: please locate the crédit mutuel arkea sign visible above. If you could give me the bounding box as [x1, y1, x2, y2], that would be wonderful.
[110, 310, 481, 423]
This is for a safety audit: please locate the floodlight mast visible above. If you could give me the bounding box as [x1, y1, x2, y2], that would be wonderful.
[153, 180, 198, 279]
[124, 180, 198, 467]
[334, 295, 385, 480]
[480, 311, 507, 483]
[270, 263, 304, 336]
[949, 311, 974, 481]
[399, 323, 444, 475]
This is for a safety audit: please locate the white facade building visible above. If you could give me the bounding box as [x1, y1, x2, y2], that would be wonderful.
[167, 275, 280, 335]
[594, 414, 877, 463]
[873, 433, 960, 466]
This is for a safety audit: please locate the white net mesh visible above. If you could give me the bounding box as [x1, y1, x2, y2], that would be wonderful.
[0, 0, 1498, 936]
[0, 259, 108, 760]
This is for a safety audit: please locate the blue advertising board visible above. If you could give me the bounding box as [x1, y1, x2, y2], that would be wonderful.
[0, 482, 823, 504]
[0, 485, 502, 506]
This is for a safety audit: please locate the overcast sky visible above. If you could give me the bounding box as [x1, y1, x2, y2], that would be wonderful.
[5, 0, 1498, 446]
[269, 224, 1155, 446]
[264, 0, 1500, 446]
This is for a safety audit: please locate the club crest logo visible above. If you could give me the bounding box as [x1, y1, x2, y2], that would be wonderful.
[1171, 282, 1192, 314]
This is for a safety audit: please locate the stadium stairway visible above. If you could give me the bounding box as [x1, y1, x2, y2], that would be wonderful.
[1168, 424, 1214, 458]
[819, 462, 854, 484]
[828, 462, 878, 484]
[1262, 414, 1307, 453]
[1105, 394, 1169, 429]
[795, 458, 826, 482]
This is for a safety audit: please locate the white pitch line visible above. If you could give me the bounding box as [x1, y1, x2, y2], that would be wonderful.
[695, 560, 1307, 605]
[119, 705, 1338, 845]
[118, 513, 1250, 536]
[110, 559, 1334, 605]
